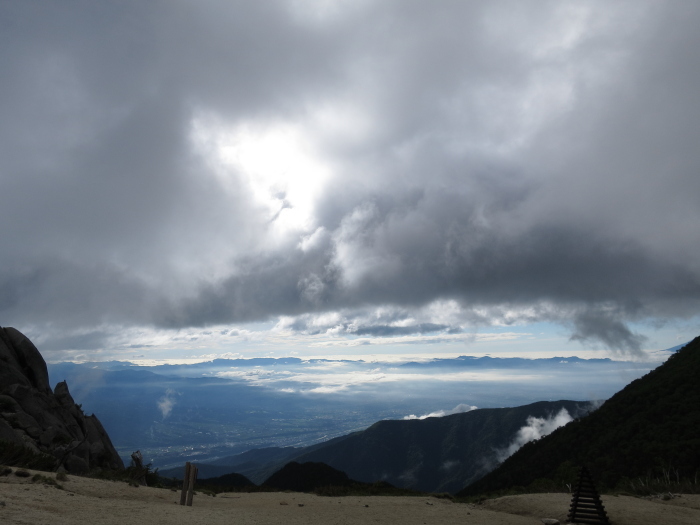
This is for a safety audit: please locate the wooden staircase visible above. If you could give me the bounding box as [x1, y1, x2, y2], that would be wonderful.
[567, 466, 610, 524]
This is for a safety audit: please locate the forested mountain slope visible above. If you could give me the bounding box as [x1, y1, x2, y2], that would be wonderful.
[288, 400, 590, 493]
[458, 337, 700, 496]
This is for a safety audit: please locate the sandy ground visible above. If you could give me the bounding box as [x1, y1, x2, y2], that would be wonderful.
[1, 468, 699, 525]
[481, 492, 700, 525]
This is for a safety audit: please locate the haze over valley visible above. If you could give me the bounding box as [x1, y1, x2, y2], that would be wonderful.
[47, 352, 666, 470]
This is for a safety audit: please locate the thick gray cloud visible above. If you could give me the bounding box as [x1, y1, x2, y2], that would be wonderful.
[1, 0, 699, 355]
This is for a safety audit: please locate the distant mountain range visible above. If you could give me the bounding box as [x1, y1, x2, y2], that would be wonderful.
[160, 340, 697, 495]
[458, 336, 700, 496]
[162, 399, 592, 493]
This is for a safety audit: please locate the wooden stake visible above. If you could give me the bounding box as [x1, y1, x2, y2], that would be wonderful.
[186, 464, 198, 506]
[180, 462, 191, 506]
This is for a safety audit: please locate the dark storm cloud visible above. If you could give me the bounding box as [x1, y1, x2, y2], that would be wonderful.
[570, 311, 647, 356]
[36, 328, 115, 352]
[1, 1, 699, 355]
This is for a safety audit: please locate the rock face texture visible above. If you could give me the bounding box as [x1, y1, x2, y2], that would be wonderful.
[0, 326, 124, 473]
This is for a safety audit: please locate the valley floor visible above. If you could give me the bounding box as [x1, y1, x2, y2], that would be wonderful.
[1, 468, 699, 525]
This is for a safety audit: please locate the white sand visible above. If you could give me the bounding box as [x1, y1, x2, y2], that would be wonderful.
[481, 492, 700, 525]
[1, 467, 698, 524]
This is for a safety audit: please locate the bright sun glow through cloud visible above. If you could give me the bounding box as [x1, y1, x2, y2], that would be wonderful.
[190, 114, 330, 242]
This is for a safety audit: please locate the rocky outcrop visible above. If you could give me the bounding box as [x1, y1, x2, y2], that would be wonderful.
[0, 327, 124, 473]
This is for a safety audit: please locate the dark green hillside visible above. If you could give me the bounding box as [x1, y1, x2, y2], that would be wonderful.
[292, 400, 590, 493]
[458, 337, 700, 497]
[260, 461, 427, 497]
[196, 471, 255, 489]
[263, 461, 352, 492]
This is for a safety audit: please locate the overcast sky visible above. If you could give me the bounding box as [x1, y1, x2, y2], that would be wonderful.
[2, 0, 699, 362]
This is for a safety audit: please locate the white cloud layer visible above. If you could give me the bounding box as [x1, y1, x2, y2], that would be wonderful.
[496, 408, 574, 462]
[157, 389, 178, 420]
[403, 403, 478, 420]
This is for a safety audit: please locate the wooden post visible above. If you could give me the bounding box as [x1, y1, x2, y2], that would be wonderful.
[180, 462, 191, 506]
[186, 464, 198, 506]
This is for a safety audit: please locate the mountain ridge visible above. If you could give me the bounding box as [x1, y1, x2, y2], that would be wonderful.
[458, 336, 700, 496]
[161, 399, 591, 493]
